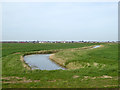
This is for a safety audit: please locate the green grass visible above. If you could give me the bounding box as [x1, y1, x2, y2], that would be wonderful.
[2, 43, 101, 57]
[1, 43, 118, 88]
[53, 44, 118, 73]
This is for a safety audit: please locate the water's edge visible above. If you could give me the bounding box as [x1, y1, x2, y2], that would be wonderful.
[22, 45, 102, 70]
[24, 54, 66, 70]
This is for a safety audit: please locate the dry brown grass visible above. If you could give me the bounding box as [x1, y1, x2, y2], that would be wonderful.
[2, 76, 40, 83]
[49, 54, 66, 68]
[20, 56, 31, 70]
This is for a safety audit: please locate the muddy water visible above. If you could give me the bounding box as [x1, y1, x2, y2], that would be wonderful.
[24, 54, 65, 70]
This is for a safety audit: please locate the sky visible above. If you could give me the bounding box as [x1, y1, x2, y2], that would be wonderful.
[2, 2, 118, 41]
[0, 0, 119, 2]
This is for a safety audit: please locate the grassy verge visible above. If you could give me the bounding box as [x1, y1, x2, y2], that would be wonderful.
[2, 43, 118, 88]
[49, 45, 104, 69]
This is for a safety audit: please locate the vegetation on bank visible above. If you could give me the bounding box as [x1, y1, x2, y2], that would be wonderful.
[1, 43, 118, 88]
[2, 43, 101, 57]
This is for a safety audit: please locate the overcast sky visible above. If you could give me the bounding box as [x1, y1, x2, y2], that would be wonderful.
[2, 2, 118, 41]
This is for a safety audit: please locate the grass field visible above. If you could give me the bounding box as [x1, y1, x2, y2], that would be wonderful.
[1, 43, 118, 88]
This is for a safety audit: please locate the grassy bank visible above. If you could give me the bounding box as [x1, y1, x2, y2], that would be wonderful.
[2, 43, 118, 88]
[2, 43, 101, 57]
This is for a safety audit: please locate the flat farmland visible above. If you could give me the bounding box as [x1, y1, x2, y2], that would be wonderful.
[1, 43, 118, 88]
